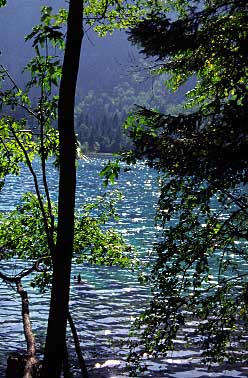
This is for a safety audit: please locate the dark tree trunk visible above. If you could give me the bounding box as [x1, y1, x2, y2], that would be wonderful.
[41, 1, 84, 377]
[68, 312, 89, 378]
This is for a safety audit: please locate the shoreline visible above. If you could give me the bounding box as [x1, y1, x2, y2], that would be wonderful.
[85, 152, 117, 157]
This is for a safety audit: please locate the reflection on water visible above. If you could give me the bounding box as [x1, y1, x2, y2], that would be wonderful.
[0, 157, 247, 377]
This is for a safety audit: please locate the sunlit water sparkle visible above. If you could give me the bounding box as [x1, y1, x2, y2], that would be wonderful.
[0, 157, 247, 377]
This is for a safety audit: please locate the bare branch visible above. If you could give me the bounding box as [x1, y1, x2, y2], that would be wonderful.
[0, 256, 49, 283]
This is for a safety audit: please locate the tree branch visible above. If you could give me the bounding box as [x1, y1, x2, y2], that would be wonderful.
[0, 64, 39, 120]
[0, 256, 49, 283]
[9, 123, 54, 253]
[68, 311, 89, 378]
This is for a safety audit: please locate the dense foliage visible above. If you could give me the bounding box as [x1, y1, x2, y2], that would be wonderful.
[0, 191, 132, 290]
[120, 0, 248, 372]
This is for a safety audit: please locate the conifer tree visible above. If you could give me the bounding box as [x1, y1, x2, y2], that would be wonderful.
[123, 0, 248, 370]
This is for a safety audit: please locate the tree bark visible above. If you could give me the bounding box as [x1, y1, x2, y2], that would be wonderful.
[41, 1, 84, 377]
[16, 280, 39, 378]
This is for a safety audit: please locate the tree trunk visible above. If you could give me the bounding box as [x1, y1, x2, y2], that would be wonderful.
[68, 312, 89, 378]
[16, 281, 39, 378]
[41, 1, 84, 377]
[6, 281, 39, 378]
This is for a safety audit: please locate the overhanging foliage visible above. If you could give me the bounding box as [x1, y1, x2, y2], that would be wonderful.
[120, 0, 248, 372]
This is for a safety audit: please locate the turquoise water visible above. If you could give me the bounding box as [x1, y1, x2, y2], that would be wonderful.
[0, 157, 247, 377]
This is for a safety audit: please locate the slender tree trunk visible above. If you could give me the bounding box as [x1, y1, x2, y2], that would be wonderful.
[41, 1, 84, 376]
[16, 281, 38, 378]
[68, 312, 89, 378]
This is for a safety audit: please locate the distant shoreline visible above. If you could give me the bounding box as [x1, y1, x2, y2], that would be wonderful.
[85, 152, 117, 157]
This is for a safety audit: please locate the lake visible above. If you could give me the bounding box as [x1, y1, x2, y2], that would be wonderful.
[0, 156, 247, 377]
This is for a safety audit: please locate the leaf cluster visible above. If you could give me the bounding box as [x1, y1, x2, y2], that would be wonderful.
[74, 190, 137, 267]
[84, 0, 160, 36]
[0, 191, 135, 292]
[0, 117, 37, 177]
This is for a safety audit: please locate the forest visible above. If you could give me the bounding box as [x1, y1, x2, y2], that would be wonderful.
[0, 0, 248, 377]
[74, 76, 186, 153]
